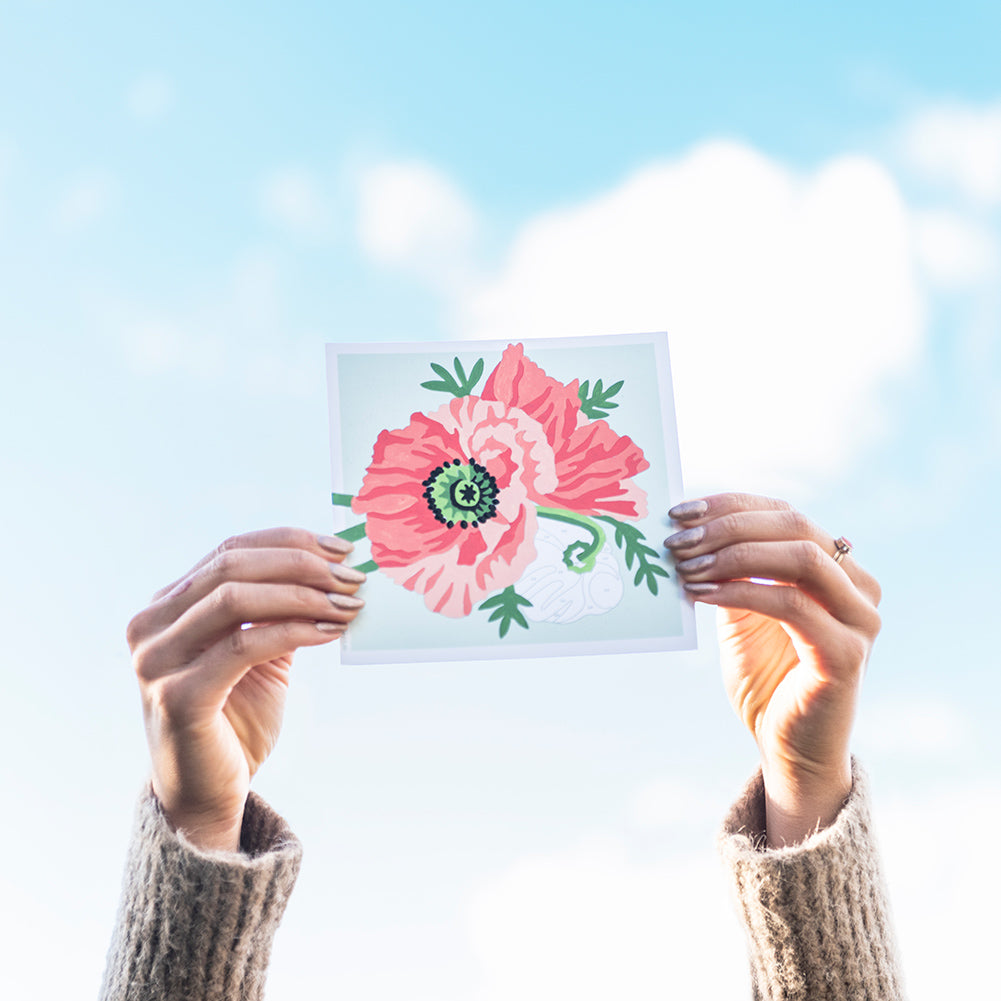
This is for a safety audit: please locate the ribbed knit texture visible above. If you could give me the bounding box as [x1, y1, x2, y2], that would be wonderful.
[99, 787, 302, 1001]
[719, 759, 905, 1000]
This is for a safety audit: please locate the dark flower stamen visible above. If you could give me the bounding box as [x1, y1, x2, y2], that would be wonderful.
[423, 456, 500, 529]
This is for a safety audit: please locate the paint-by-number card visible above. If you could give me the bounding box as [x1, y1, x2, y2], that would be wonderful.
[326, 333, 695, 663]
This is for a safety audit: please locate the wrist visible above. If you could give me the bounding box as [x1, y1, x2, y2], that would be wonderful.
[761, 757, 853, 848]
[152, 785, 246, 853]
[172, 814, 244, 853]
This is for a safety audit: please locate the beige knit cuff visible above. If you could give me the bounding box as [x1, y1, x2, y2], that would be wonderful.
[99, 786, 303, 1001]
[718, 759, 906, 1000]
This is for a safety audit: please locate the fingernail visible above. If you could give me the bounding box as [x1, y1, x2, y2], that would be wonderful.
[329, 561, 366, 583]
[668, 500, 709, 521]
[676, 553, 716, 573]
[327, 592, 364, 609]
[683, 582, 719, 594]
[316, 621, 346, 632]
[664, 526, 705, 549]
[318, 534, 354, 554]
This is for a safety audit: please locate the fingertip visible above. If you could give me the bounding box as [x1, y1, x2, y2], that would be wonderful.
[318, 534, 354, 555]
[668, 499, 709, 522]
[315, 621, 347, 634]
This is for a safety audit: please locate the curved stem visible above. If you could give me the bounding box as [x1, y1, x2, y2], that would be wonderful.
[536, 507, 606, 573]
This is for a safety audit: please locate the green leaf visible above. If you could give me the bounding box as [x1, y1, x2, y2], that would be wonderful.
[479, 586, 533, 638]
[420, 356, 486, 397]
[596, 515, 671, 595]
[578, 377, 624, 419]
[336, 522, 368, 542]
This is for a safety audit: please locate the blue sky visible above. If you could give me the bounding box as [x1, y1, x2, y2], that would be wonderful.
[2, 2, 1000, 997]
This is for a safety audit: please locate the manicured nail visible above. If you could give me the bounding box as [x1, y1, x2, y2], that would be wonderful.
[664, 526, 705, 549]
[318, 534, 354, 554]
[329, 561, 366, 583]
[316, 621, 346, 632]
[668, 500, 709, 521]
[676, 553, 716, 573]
[327, 592, 364, 609]
[683, 582, 720, 594]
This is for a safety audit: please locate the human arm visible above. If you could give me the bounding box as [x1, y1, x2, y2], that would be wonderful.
[666, 493, 905, 999]
[719, 759, 903, 1001]
[100, 528, 364, 1001]
[127, 527, 364, 851]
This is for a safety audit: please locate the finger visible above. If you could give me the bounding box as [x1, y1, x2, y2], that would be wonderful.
[152, 527, 356, 601]
[668, 493, 791, 524]
[681, 579, 872, 682]
[143, 619, 346, 711]
[665, 500, 879, 606]
[674, 539, 880, 634]
[164, 546, 365, 619]
[136, 581, 364, 679]
[132, 545, 367, 648]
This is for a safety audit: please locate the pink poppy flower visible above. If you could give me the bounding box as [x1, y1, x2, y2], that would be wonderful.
[353, 396, 557, 617]
[352, 345, 649, 618]
[481, 343, 649, 519]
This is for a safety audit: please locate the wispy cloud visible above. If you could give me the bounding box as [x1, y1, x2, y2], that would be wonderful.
[467, 835, 747, 999]
[857, 696, 974, 757]
[357, 161, 478, 293]
[258, 166, 332, 239]
[92, 247, 318, 393]
[911, 209, 999, 289]
[897, 100, 1001, 207]
[359, 143, 925, 496]
[879, 779, 1001, 999]
[126, 73, 175, 122]
[52, 170, 115, 231]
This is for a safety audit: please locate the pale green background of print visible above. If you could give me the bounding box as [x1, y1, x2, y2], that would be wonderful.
[331, 336, 687, 658]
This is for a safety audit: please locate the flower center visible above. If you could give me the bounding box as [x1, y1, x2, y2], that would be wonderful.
[422, 458, 499, 529]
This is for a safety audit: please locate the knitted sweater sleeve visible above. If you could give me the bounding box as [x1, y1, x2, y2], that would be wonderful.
[718, 759, 905, 1001]
[99, 786, 302, 1001]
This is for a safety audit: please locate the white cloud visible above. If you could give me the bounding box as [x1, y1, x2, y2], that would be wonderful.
[627, 776, 720, 833]
[878, 779, 1001, 999]
[467, 836, 748, 1000]
[444, 141, 924, 495]
[53, 170, 114, 230]
[856, 696, 973, 757]
[0, 877, 108, 997]
[897, 101, 1001, 207]
[95, 247, 316, 393]
[357, 161, 478, 291]
[126, 73, 174, 121]
[259, 166, 332, 238]
[912, 209, 1000, 289]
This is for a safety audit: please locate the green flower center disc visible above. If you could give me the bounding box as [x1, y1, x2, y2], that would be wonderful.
[422, 458, 499, 529]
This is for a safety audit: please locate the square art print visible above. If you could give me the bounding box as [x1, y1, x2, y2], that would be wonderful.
[326, 332, 696, 663]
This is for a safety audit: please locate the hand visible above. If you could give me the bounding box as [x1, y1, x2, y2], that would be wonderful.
[126, 528, 366, 851]
[665, 493, 881, 847]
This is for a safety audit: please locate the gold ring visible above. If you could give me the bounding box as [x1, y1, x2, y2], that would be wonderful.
[832, 536, 853, 565]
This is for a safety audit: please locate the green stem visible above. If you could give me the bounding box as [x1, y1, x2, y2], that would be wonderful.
[353, 559, 379, 574]
[331, 492, 355, 507]
[536, 506, 606, 573]
[336, 522, 368, 542]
